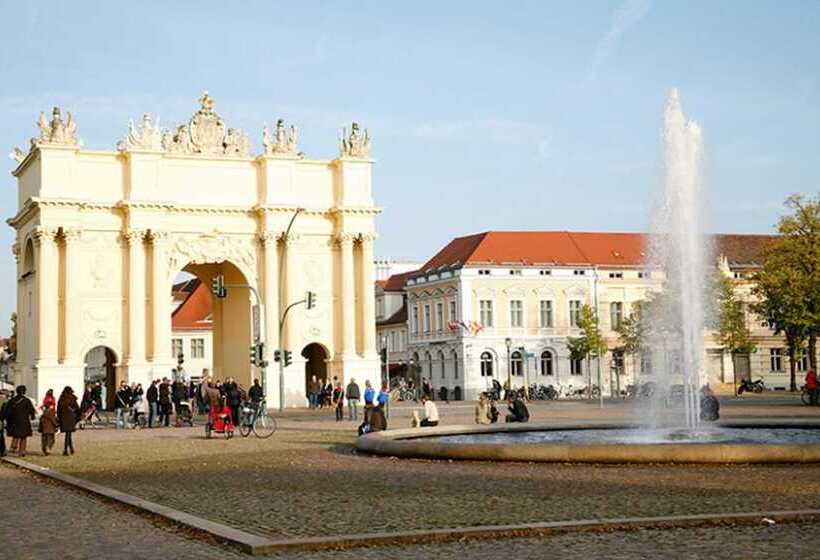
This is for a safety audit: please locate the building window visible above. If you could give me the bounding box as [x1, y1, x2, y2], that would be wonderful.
[609, 272, 623, 279]
[376, 298, 384, 318]
[511, 351, 523, 376]
[191, 338, 205, 359]
[539, 300, 553, 328]
[612, 349, 625, 374]
[573, 269, 586, 276]
[770, 348, 783, 372]
[439, 351, 446, 379]
[478, 269, 491, 276]
[570, 357, 584, 375]
[509, 269, 522, 276]
[640, 352, 652, 375]
[436, 302, 444, 332]
[480, 352, 494, 377]
[796, 353, 809, 371]
[610, 302, 623, 330]
[452, 350, 459, 379]
[569, 300, 582, 327]
[172, 338, 183, 359]
[479, 300, 494, 327]
[510, 300, 523, 328]
[412, 306, 419, 334]
[539, 270, 551, 276]
[540, 351, 554, 376]
[423, 305, 431, 333]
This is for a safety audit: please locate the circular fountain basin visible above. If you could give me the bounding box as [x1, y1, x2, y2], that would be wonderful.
[355, 421, 820, 464]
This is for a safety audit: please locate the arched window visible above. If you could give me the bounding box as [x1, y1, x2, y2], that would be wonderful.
[511, 350, 523, 376]
[452, 349, 459, 379]
[540, 350, 554, 376]
[480, 351, 494, 377]
[22, 239, 35, 276]
[425, 352, 433, 380]
[571, 357, 584, 375]
[438, 350, 446, 379]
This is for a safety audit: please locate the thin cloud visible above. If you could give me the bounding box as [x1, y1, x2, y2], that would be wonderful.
[587, 0, 651, 83]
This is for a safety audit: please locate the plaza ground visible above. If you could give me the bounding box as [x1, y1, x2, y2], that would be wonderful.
[3, 394, 820, 558]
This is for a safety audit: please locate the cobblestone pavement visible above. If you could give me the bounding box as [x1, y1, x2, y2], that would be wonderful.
[17, 398, 820, 543]
[2, 462, 817, 560]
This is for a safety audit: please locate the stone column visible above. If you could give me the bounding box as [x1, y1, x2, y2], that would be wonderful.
[260, 232, 279, 351]
[338, 233, 357, 357]
[281, 232, 300, 350]
[62, 228, 82, 364]
[125, 229, 147, 365]
[33, 227, 59, 364]
[150, 231, 171, 368]
[359, 233, 378, 358]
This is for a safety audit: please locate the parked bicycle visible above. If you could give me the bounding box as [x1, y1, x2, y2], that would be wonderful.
[238, 399, 277, 439]
[78, 401, 109, 429]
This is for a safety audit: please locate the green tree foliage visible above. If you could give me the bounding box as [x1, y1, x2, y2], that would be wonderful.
[568, 304, 607, 397]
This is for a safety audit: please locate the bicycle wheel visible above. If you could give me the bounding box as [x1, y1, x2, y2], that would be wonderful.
[239, 415, 252, 437]
[253, 413, 277, 439]
[802, 390, 811, 405]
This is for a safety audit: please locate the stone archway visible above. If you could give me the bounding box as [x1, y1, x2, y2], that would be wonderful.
[302, 343, 329, 397]
[84, 346, 117, 409]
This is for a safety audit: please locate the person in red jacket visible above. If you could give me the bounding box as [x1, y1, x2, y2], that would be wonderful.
[805, 369, 818, 406]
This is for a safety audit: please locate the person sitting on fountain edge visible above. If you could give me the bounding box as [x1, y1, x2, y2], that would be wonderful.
[506, 395, 530, 423]
[699, 384, 720, 422]
[419, 394, 439, 427]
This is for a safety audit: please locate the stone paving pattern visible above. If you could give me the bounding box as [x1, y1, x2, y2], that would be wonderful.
[18, 397, 820, 543]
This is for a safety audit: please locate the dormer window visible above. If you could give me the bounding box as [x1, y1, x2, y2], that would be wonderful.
[539, 270, 551, 276]
[573, 270, 586, 276]
[478, 269, 492, 276]
[609, 272, 623, 279]
[509, 269, 522, 276]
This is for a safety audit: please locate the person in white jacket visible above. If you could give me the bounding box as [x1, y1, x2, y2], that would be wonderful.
[419, 395, 439, 427]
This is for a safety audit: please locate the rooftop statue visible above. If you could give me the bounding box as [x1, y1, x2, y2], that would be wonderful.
[339, 122, 371, 159]
[119, 113, 163, 151]
[262, 118, 299, 156]
[34, 106, 79, 147]
[161, 91, 250, 157]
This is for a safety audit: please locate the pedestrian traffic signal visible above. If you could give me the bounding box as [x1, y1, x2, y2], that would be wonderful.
[306, 291, 316, 310]
[211, 275, 227, 298]
[283, 350, 292, 367]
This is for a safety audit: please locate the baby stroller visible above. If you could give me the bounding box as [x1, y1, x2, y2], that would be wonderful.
[205, 399, 235, 439]
[175, 400, 194, 427]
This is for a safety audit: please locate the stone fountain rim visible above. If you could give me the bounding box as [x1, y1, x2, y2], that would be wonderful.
[355, 419, 820, 464]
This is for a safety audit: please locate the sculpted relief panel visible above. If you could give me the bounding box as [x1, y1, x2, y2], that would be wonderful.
[167, 232, 257, 283]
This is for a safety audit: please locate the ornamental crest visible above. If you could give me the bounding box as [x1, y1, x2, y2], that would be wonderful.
[161, 92, 250, 157]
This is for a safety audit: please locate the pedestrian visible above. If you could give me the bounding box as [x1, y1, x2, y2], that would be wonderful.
[223, 377, 242, 425]
[6, 385, 36, 457]
[249, 378, 263, 406]
[159, 378, 172, 427]
[422, 377, 432, 400]
[147, 380, 159, 428]
[308, 375, 321, 410]
[56, 386, 79, 456]
[363, 380, 375, 406]
[322, 378, 333, 408]
[172, 378, 188, 426]
[369, 403, 387, 432]
[806, 369, 819, 406]
[378, 383, 390, 409]
[91, 382, 103, 411]
[39, 402, 58, 455]
[114, 381, 131, 429]
[475, 393, 491, 425]
[197, 373, 209, 414]
[0, 390, 9, 456]
[332, 381, 345, 421]
[419, 394, 439, 427]
[346, 378, 361, 420]
[505, 396, 530, 423]
[40, 388, 56, 413]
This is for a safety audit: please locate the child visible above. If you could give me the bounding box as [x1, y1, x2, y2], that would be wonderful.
[39, 405, 59, 456]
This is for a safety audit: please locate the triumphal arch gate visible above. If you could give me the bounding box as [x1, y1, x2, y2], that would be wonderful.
[9, 93, 380, 407]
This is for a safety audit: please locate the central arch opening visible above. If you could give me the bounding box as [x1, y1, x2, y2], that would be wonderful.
[84, 346, 117, 409]
[171, 260, 254, 390]
[302, 343, 329, 396]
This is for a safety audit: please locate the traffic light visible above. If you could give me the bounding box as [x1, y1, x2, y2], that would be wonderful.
[306, 291, 316, 310]
[256, 342, 267, 368]
[274, 350, 281, 362]
[380, 347, 387, 364]
[211, 275, 227, 298]
[249, 344, 258, 366]
[283, 350, 292, 367]
[177, 353, 184, 366]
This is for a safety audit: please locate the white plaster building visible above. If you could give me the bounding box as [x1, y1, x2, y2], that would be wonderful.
[8, 94, 380, 406]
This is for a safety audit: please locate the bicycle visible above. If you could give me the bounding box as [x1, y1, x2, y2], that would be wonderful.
[78, 402, 110, 429]
[238, 399, 277, 439]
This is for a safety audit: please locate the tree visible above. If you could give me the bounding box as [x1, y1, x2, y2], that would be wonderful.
[615, 300, 647, 382]
[711, 274, 756, 384]
[568, 304, 607, 398]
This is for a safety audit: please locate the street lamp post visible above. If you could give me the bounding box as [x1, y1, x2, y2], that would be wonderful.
[277, 207, 304, 412]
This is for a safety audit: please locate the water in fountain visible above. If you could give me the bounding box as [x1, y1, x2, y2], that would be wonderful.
[643, 89, 711, 430]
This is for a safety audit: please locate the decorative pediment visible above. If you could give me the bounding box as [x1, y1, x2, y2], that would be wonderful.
[161, 92, 250, 157]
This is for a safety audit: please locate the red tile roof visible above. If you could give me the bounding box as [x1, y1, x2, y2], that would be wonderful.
[382, 270, 417, 292]
[419, 231, 775, 272]
[172, 279, 213, 331]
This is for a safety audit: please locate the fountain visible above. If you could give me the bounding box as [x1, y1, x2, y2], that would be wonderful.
[356, 90, 820, 463]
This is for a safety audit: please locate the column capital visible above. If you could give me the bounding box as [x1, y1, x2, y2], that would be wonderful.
[281, 231, 301, 247]
[62, 227, 83, 243]
[32, 226, 59, 246]
[334, 232, 357, 247]
[258, 231, 278, 246]
[122, 228, 148, 245]
[149, 230, 169, 245]
[357, 232, 378, 246]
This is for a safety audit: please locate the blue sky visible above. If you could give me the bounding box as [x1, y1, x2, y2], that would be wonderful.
[0, 1, 818, 334]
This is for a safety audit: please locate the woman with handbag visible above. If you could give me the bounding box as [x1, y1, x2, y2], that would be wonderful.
[57, 386, 80, 456]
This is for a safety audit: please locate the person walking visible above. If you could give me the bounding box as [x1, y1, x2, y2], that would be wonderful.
[249, 378, 263, 406]
[346, 378, 361, 420]
[806, 368, 819, 406]
[363, 380, 375, 406]
[39, 402, 58, 455]
[308, 375, 321, 410]
[40, 389, 56, 413]
[56, 386, 79, 456]
[114, 382, 131, 429]
[159, 378, 172, 427]
[0, 390, 9, 456]
[147, 380, 159, 428]
[223, 377, 242, 426]
[332, 381, 345, 422]
[6, 385, 36, 457]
